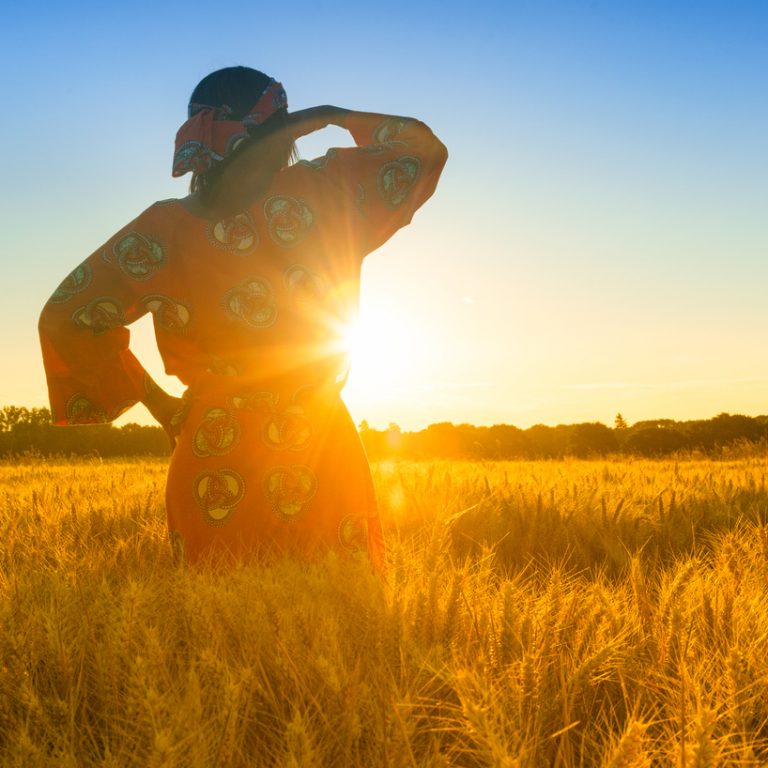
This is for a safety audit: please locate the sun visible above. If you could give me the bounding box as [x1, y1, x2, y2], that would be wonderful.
[338, 305, 423, 405]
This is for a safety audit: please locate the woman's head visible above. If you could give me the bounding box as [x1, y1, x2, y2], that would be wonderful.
[189, 66, 276, 120]
[177, 66, 296, 196]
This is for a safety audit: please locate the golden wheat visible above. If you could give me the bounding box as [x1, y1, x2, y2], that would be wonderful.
[2, 456, 768, 765]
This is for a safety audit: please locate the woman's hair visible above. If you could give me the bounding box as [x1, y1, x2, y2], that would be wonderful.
[188, 66, 296, 196]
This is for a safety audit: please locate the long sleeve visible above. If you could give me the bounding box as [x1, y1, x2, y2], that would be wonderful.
[306, 112, 448, 256]
[38, 213, 165, 425]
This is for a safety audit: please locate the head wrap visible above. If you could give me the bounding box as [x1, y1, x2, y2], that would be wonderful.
[172, 79, 288, 177]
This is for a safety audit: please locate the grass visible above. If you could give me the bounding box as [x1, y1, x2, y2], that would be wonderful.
[2, 455, 768, 766]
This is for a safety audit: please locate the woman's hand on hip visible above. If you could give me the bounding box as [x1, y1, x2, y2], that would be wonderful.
[141, 386, 185, 453]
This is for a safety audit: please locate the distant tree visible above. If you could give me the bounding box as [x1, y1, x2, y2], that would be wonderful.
[0, 406, 51, 431]
[614, 413, 628, 430]
[688, 413, 762, 450]
[525, 424, 570, 458]
[417, 422, 462, 457]
[487, 423, 526, 458]
[568, 422, 619, 457]
[625, 427, 687, 456]
[632, 419, 679, 430]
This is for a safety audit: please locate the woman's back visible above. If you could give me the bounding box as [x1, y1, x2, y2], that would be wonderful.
[39, 69, 447, 565]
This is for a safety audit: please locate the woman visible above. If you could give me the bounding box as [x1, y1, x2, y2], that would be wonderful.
[38, 66, 447, 567]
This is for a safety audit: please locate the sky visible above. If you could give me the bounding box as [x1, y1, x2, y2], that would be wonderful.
[2, 0, 767, 430]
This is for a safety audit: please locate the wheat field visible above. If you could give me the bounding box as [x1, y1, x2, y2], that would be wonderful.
[2, 454, 768, 766]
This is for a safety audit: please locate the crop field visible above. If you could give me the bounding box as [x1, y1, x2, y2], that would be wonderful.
[2, 454, 768, 766]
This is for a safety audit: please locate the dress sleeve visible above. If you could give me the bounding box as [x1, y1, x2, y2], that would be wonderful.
[309, 112, 448, 256]
[38, 213, 167, 425]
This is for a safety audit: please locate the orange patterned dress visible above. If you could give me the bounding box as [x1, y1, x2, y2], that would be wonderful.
[39, 113, 447, 566]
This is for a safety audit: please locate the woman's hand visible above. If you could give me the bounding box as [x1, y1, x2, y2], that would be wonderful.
[141, 386, 185, 453]
[287, 106, 350, 139]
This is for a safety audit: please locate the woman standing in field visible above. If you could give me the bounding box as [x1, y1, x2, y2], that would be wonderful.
[38, 66, 447, 567]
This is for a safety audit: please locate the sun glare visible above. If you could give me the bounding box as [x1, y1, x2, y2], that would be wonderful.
[125, 298, 430, 428]
[340, 307, 423, 407]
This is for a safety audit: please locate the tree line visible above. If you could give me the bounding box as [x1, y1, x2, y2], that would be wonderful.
[2, 406, 768, 459]
[358, 412, 768, 460]
[0, 407, 168, 457]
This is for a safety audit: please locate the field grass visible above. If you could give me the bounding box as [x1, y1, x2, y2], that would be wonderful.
[3, 454, 768, 766]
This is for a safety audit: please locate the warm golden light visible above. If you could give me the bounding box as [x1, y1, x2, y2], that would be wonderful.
[340, 306, 425, 407]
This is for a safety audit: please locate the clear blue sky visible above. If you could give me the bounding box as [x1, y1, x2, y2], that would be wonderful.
[3, 0, 767, 429]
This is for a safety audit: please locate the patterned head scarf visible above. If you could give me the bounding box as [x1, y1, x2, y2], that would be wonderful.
[172, 79, 288, 177]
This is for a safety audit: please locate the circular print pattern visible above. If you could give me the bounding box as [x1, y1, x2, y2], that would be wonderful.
[192, 408, 240, 457]
[142, 295, 191, 332]
[231, 391, 278, 412]
[338, 514, 369, 555]
[264, 196, 314, 247]
[207, 358, 240, 377]
[224, 277, 277, 328]
[372, 118, 410, 144]
[284, 265, 327, 308]
[265, 465, 318, 519]
[264, 404, 312, 451]
[71, 297, 125, 334]
[174, 140, 220, 175]
[49, 263, 92, 304]
[194, 469, 245, 526]
[377, 156, 421, 207]
[111, 232, 165, 280]
[65, 394, 107, 425]
[208, 212, 260, 255]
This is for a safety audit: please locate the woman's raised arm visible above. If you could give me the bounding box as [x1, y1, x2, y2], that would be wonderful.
[289, 106, 448, 255]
